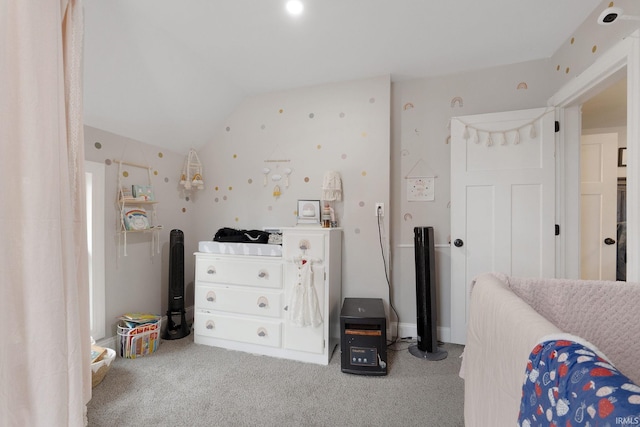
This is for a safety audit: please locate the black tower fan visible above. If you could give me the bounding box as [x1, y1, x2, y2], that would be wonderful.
[409, 226, 447, 360]
[163, 229, 190, 340]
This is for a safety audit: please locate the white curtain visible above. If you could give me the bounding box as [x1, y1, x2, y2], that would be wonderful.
[0, 1, 91, 426]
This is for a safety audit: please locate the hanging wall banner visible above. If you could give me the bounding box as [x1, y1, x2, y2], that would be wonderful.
[407, 176, 434, 201]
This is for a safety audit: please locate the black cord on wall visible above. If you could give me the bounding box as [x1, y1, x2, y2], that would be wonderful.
[376, 208, 400, 346]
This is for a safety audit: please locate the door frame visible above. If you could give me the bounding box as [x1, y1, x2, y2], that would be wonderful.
[548, 29, 640, 281]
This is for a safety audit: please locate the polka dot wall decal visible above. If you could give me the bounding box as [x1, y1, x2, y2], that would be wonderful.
[235, 217, 239, 222]
[570, 37, 575, 45]
[566, 67, 570, 74]
[226, 126, 231, 132]
[279, 109, 284, 114]
[592, 45, 597, 53]
[123, 171, 129, 177]
[359, 201, 365, 207]
[556, 65, 561, 71]
[223, 195, 228, 201]
[164, 177, 169, 183]
[261, 124, 266, 130]
[182, 208, 186, 213]
[309, 113, 314, 119]
[154, 170, 158, 175]
[608, 1, 613, 7]
[354, 228, 361, 234]
[361, 132, 367, 137]
[228, 186, 233, 191]
[339, 112, 345, 118]
[248, 178, 253, 184]
[94, 142, 102, 149]
[158, 152, 163, 158]
[369, 97, 375, 103]
[215, 186, 219, 191]
[215, 197, 219, 202]
[341, 154, 347, 159]
[304, 177, 310, 183]
[268, 206, 273, 211]
[361, 171, 367, 176]
[317, 144, 322, 150]
[185, 196, 190, 202]
[105, 159, 112, 165]
[233, 154, 237, 159]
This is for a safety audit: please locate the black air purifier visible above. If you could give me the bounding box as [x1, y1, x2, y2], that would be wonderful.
[163, 229, 190, 340]
[409, 226, 447, 360]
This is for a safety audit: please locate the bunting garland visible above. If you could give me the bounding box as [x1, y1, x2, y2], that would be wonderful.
[450, 108, 551, 147]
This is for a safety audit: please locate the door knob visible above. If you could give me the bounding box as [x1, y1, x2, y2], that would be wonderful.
[454, 239, 464, 247]
[604, 238, 616, 245]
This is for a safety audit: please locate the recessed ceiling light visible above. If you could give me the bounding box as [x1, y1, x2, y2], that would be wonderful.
[286, 0, 303, 15]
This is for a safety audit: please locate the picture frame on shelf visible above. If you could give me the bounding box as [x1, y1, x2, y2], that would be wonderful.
[297, 200, 321, 224]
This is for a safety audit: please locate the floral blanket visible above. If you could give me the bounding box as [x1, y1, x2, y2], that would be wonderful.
[517, 338, 640, 427]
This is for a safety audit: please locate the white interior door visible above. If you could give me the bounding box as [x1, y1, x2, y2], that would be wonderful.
[450, 108, 556, 344]
[580, 133, 618, 280]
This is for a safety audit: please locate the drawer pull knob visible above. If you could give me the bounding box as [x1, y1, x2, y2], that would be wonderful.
[257, 327, 268, 337]
[207, 266, 216, 275]
[206, 320, 215, 330]
[258, 269, 269, 279]
[206, 291, 216, 302]
[257, 296, 269, 308]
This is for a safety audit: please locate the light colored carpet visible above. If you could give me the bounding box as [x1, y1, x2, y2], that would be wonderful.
[88, 336, 464, 427]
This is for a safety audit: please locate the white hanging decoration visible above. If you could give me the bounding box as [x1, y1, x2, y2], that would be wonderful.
[513, 129, 521, 145]
[283, 167, 292, 188]
[486, 132, 494, 147]
[262, 167, 270, 186]
[180, 148, 205, 191]
[454, 108, 552, 148]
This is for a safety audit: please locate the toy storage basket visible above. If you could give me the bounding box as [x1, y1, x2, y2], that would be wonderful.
[117, 319, 161, 359]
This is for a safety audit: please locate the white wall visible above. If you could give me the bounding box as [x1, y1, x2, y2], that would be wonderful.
[192, 75, 392, 309]
[84, 127, 197, 338]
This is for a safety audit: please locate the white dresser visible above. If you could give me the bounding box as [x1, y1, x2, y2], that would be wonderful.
[193, 228, 342, 365]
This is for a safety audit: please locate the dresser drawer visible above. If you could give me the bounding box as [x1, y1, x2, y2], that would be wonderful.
[196, 256, 283, 288]
[282, 232, 326, 261]
[195, 285, 283, 318]
[194, 311, 282, 348]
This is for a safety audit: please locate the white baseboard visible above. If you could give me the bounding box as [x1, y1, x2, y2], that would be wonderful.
[96, 306, 195, 351]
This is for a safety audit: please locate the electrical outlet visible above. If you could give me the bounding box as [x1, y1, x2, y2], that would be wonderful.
[375, 203, 384, 217]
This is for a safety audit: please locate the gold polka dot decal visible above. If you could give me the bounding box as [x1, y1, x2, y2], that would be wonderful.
[279, 109, 284, 114]
[228, 186, 233, 191]
[361, 132, 367, 138]
[158, 152, 163, 158]
[556, 65, 560, 71]
[566, 67, 570, 74]
[215, 186, 219, 191]
[154, 170, 158, 175]
[233, 154, 237, 159]
[122, 171, 129, 177]
[182, 208, 186, 213]
[570, 37, 575, 45]
[317, 145, 322, 150]
[235, 217, 239, 222]
[592, 45, 597, 54]
[609, 1, 614, 7]
[361, 171, 367, 176]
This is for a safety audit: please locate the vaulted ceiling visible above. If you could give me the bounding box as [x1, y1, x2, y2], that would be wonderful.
[83, 0, 602, 153]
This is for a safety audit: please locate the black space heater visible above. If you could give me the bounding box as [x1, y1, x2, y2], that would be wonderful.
[162, 229, 190, 340]
[409, 226, 447, 361]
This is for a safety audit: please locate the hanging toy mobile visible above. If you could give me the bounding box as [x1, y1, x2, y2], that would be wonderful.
[180, 148, 205, 191]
